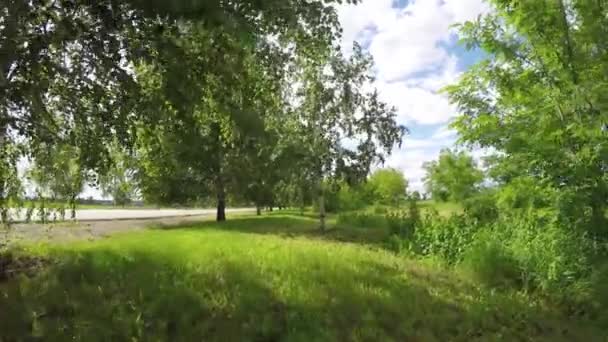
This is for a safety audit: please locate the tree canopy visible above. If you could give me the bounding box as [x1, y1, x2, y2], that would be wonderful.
[445, 0, 608, 235]
[422, 149, 483, 202]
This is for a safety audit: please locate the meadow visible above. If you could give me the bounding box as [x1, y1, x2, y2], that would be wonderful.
[1, 211, 605, 341]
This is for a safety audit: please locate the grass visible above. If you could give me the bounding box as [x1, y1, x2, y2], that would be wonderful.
[1, 215, 605, 341]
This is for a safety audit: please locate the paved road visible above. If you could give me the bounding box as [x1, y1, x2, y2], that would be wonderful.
[9, 208, 253, 222]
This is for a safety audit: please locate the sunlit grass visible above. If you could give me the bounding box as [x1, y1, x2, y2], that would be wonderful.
[1, 215, 603, 341]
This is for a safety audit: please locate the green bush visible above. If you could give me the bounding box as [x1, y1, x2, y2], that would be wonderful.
[496, 177, 553, 211]
[412, 211, 480, 264]
[461, 230, 521, 289]
[336, 185, 366, 212]
[372, 204, 388, 215]
[501, 211, 594, 294]
[403, 207, 602, 305]
[386, 199, 421, 239]
[462, 190, 498, 223]
[386, 211, 414, 238]
[336, 212, 385, 229]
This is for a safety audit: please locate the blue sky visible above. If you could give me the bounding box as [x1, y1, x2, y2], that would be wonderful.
[338, 0, 490, 191]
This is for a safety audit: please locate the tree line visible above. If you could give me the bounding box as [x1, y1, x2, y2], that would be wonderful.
[0, 0, 405, 228]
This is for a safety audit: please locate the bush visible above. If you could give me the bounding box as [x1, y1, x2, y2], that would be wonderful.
[411, 211, 480, 264]
[502, 211, 594, 294]
[496, 177, 553, 211]
[372, 205, 388, 215]
[386, 199, 421, 239]
[461, 230, 521, 289]
[336, 212, 385, 229]
[336, 185, 366, 212]
[462, 190, 498, 223]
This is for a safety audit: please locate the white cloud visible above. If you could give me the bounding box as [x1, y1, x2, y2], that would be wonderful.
[376, 79, 457, 125]
[338, 0, 490, 192]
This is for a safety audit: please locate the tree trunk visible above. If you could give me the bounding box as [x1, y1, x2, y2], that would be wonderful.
[216, 175, 226, 222]
[213, 122, 226, 222]
[318, 185, 326, 231]
[256, 204, 261, 216]
[216, 196, 226, 221]
[70, 194, 77, 220]
[299, 186, 305, 216]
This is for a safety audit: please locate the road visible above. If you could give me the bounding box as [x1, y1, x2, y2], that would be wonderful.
[9, 208, 254, 222]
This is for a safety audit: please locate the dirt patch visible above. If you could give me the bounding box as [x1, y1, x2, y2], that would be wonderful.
[0, 251, 49, 282]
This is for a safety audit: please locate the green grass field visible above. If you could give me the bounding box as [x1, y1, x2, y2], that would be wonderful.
[1, 214, 604, 341]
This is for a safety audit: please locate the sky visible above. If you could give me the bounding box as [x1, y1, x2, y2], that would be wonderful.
[337, 0, 490, 192]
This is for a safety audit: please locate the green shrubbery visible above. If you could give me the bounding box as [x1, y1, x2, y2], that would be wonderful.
[336, 212, 386, 229]
[385, 197, 607, 314]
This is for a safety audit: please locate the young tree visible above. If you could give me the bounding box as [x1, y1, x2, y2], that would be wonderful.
[290, 44, 406, 230]
[422, 149, 483, 202]
[366, 168, 408, 205]
[29, 144, 84, 219]
[445, 0, 608, 235]
[99, 147, 138, 207]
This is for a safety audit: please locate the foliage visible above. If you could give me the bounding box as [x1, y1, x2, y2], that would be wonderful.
[335, 183, 367, 212]
[411, 212, 480, 264]
[336, 212, 386, 229]
[495, 177, 554, 211]
[28, 144, 84, 218]
[366, 168, 408, 205]
[460, 230, 521, 289]
[0, 142, 22, 225]
[462, 190, 499, 223]
[386, 199, 420, 239]
[99, 146, 138, 207]
[422, 149, 483, 202]
[287, 43, 406, 229]
[445, 0, 608, 236]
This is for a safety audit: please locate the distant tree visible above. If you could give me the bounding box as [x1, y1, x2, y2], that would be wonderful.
[410, 191, 421, 201]
[422, 149, 483, 202]
[366, 168, 408, 205]
[29, 144, 84, 219]
[99, 147, 137, 207]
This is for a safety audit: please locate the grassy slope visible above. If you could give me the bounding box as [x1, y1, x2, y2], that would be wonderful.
[1, 215, 604, 341]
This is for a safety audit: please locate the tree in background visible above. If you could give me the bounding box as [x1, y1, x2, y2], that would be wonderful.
[422, 149, 483, 202]
[366, 168, 408, 206]
[445, 0, 608, 236]
[99, 147, 138, 207]
[0, 0, 359, 223]
[28, 144, 84, 219]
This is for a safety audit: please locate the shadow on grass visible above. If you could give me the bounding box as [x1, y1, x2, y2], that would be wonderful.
[1, 245, 596, 341]
[153, 214, 391, 248]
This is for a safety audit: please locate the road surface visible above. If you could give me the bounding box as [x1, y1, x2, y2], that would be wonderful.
[3, 208, 256, 245]
[9, 208, 253, 222]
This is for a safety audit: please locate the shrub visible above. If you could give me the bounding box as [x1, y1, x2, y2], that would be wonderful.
[461, 230, 521, 289]
[386, 211, 413, 238]
[336, 212, 385, 229]
[462, 190, 498, 223]
[412, 211, 480, 264]
[496, 177, 553, 211]
[372, 205, 388, 215]
[502, 211, 594, 294]
[336, 185, 366, 212]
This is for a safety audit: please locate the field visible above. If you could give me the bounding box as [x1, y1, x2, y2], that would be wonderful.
[1, 213, 604, 341]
